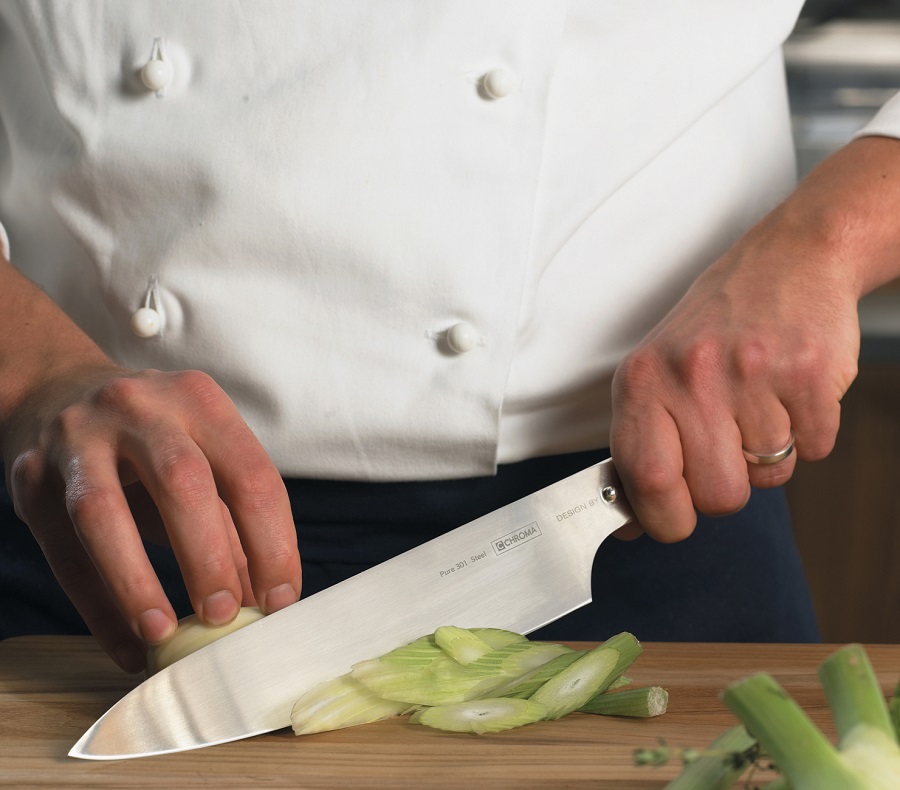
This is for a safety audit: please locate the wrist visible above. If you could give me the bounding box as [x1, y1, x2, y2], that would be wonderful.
[0, 261, 118, 441]
[778, 135, 900, 300]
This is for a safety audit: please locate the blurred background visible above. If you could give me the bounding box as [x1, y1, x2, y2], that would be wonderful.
[784, 0, 900, 643]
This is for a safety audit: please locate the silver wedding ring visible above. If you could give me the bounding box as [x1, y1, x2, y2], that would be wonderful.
[742, 429, 795, 465]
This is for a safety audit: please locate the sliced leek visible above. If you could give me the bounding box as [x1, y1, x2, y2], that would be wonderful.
[416, 698, 548, 735]
[290, 674, 411, 735]
[530, 632, 642, 720]
[145, 610, 659, 739]
[501, 650, 587, 699]
[434, 626, 494, 665]
[578, 685, 668, 718]
[470, 627, 529, 650]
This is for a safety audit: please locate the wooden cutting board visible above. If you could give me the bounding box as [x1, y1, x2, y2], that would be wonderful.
[1, 637, 898, 788]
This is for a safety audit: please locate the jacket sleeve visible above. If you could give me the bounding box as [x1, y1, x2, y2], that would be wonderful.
[0, 219, 9, 261]
[853, 91, 900, 140]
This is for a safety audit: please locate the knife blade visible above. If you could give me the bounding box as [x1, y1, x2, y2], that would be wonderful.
[70, 458, 633, 760]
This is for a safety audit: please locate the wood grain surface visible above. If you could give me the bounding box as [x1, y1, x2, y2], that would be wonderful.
[1, 637, 899, 788]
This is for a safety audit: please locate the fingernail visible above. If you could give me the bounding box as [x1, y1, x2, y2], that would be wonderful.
[138, 608, 177, 644]
[202, 590, 239, 625]
[263, 583, 298, 614]
[114, 641, 146, 674]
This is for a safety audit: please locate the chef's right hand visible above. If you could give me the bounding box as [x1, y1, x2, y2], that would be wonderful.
[609, 136, 900, 543]
[1, 362, 301, 674]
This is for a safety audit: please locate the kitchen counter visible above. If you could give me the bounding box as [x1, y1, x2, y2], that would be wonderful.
[2, 637, 899, 788]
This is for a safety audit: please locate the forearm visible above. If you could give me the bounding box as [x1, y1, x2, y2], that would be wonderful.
[0, 256, 115, 438]
[768, 135, 900, 299]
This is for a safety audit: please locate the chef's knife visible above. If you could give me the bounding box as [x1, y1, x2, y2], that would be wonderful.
[70, 458, 634, 760]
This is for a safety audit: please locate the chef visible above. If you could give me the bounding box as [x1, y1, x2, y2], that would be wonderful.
[2, 1, 899, 673]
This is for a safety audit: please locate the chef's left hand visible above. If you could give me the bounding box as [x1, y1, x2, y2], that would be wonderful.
[610, 135, 900, 541]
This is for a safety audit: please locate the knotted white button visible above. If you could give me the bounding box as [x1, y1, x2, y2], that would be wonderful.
[141, 58, 173, 92]
[141, 37, 173, 95]
[131, 307, 162, 338]
[482, 69, 518, 99]
[446, 322, 479, 354]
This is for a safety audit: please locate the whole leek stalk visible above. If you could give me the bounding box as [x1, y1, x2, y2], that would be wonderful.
[661, 644, 900, 789]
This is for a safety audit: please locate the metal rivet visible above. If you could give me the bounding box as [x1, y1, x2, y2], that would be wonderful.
[600, 486, 617, 503]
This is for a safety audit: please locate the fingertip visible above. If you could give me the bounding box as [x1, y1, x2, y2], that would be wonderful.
[647, 520, 697, 544]
[691, 479, 751, 517]
[612, 523, 645, 541]
[137, 607, 177, 644]
[616, 462, 697, 544]
[261, 582, 298, 614]
[200, 590, 240, 626]
[112, 640, 147, 674]
[637, 501, 698, 544]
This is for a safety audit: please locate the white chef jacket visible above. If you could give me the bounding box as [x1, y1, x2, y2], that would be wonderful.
[1, 1, 897, 481]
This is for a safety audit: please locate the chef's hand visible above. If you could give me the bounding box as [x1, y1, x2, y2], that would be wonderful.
[610, 135, 900, 541]
[0, 263, 301, 673]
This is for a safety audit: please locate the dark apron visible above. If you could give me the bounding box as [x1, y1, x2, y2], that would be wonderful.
[0, 449, 819, 643]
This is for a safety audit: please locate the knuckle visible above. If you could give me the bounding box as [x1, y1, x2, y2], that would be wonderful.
[750, 464, 794, 489]
[783, 345, 828, 393]
[693, 479, 750, 517]
[9, 450, 44, 501]
[94, 375, 146, 413]
[616, 337, 724, 403]
[173, 370, 235, 423]
[176, 369, 216, 390]
[228, 460, 285, 511]
[789, 352, 818, 384]
[8, 451, 49, 523]
[155, 446, 213, 504]
[614, 349, 665, 399]
[252, 542, 297, 575]
[797, 433, 835, 462]
[732, 337, 772, 383]
[65, 485, 120, 530]
[187, 544, 237, 584]
[779, 336, 855, 402]
[113, 567, 160, 604]
[676, 338, 725, 393]
[200, 553, 235, 586]
[51, 403, 92, 443]
[175, 370, 225, 405]
[625, 461, 681, 502]
[92, 375, 162, 429]
[837, 356, 859, 392]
